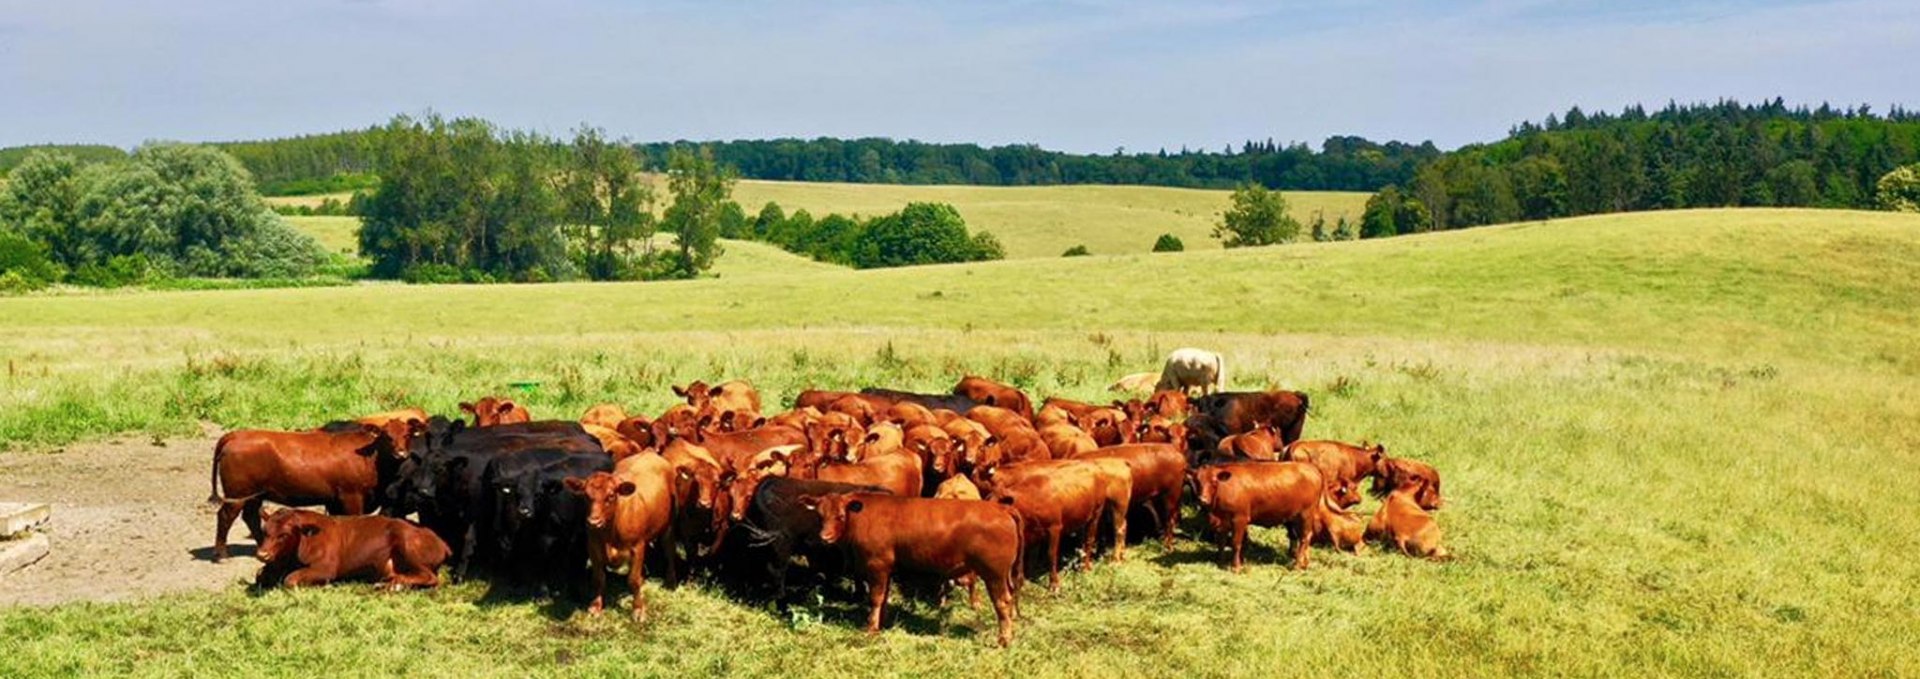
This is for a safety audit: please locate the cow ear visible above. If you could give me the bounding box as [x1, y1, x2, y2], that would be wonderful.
[563, 477, 588, 494]
[797, 494, 820, 510]
[983, 436, 999, 449]
[864, 430, 880, 444]
[768, 449, 788, 463]
[983, 395, 997, 406]
[846, 499, 864, 513]
[953, 439, 967, 453]
[495, 401, 516, 416]
[616, 481, 637, 496]
[751, 417, 767, 429]
[708, 385, 725, 398]
[298, 524, 321, 537]
[1216, 470, 1233, 482]
[996, 496, 1014, 505]
[672, 385, 689, 397]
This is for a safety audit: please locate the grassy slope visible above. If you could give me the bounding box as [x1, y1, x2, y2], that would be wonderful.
[281, 215, 360, 255]
[1, 208, 1917, 677]
[732, 180, 1370, 258]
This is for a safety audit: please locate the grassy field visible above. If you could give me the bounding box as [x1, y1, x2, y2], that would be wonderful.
[281, 215, 360, 255]
[1, 208, 1916, 676]
[271, 182, 1372, 259]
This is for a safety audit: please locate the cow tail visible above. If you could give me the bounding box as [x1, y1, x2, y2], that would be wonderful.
[208, 433, 234, 504]
[1215, 353, 1228, 392]
[1005, 505, 1026, 595]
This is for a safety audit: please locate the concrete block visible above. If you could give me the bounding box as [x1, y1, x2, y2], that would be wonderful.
[0, 532, 50, 576]
[0, 503, 50, 539]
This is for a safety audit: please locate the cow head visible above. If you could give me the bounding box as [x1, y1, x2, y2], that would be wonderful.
[1148, 390, 1190, 418]
[1086, 408, 1128, 447]
[459, 396, 527, 428]
[1328, 479, 1362, 508]
[255, 509, 323, 565]
[800, 493, 862, 544]
[655, 405, 701, 443]
[723, 450, 789, 521]
[673, 381, 714, 409]
[564, 472, 633, 529]
[1195, 467, 1232, 507]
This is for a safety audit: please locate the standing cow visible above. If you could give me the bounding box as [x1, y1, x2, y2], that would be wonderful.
[1157, 348, 1226, 396]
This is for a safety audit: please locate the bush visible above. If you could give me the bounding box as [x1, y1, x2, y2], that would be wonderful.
[0, 231, 63, 289]
[1152, 233, 1184, 252]
[1062, 244, 1091, 257]
[853, 203, 978, 269]
[1214, 184, 1300, 247]
[1879, 163, 1920, 213]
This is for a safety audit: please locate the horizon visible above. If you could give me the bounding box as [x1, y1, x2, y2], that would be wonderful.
[3, 1, 1916, 153]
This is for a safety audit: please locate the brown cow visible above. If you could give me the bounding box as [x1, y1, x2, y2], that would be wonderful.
[208, 421, 411, 561]
[459, 396, 531, 427]
[1367, 474, 1450, 559]
[816, 438, 923, 498]
[675, 380, 763, 419]
[1035, 404, 1077, 427]
[691, 423, 808, 472]
[1134, 416, 1187, 451]
[1107, 372, 1158, 394]
[793, 388, 857, 412]
[1192, 461, 1324, 572]
[652, 404, 703, 443]
[582, 424, 644, 461]
[966, 405, 1033, 440]
[255, 509, 449, 589]
[1287, 440, 1386, 508]
[565, 453, 680, 620]
[1312, 481, 1368, 553]
[1039, 397, 1101, 423]
[1372, 456, 1444, 511]
[904, 424, 961, 493]
[1083, 407, 1130, 447]
[826, 395, 883, 426]
[882, 401, 938, 429]
[1189, 390, 1310, 444]
[1074, 443, 1187, 548]
[934, 474, 982, 500]
[804, 417, 864, 463]
[983, 459, 1130, 591]
[1038, 421, 1097, 460]
[1219, 423, 1282, 461]
[764, 406, 819, 432]
[990, 428, 1052, 467]
[581, 403, 629, 431]
[942, 417, 994, 471]
[1147, 390, 1190, 419]
[953, 376, 1033, 421]
[802, 493, 1023, 646]
[614, 416, 660, 451]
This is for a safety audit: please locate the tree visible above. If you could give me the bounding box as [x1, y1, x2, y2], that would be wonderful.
[1213, 184, 1299, 247]
[1878, 163, 1920, 212]
[1152, 233, 1184, 252]
[1062, 244, 1091, 257]
[1, 151, 88, 270]
[559, 126, 653, 281]
[658, 146, 737, 278]
[853, 202, 978, 268]
[752, 202, 786, 239]
[969, 231, 1006, 261]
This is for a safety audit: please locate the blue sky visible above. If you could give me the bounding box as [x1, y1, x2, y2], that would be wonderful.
[0, 0, 1914, 153]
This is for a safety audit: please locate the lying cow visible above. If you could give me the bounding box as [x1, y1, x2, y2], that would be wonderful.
[952, 376, 1033, 421]
[1158, 348, 1226, 395]
[801, 492, 1024, 646]
[1367, 473, 1450, 559]
[255, 509, 449, 590]
[461, 396, 532, 427]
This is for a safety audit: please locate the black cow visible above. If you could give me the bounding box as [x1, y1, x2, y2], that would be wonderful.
[859, 388, 981, 414]
[1188, 391, 1311, 445]
[481, 449, 611, 591]
[726, 477, 890, 601]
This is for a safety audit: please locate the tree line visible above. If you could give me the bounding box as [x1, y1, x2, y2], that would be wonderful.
[1398, 99, 1920, 232]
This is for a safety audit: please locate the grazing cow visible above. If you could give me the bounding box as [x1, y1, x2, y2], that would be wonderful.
[255, 509, 449, 590]
[952, 376, 1034, 421]
[460, 396, 532, 427]
[1192, 461, 1324, 572]
[209, 421, 412, 561]
[1074, 443, 1188, 548]
[1038, 422, 1097, 460]
[1367, 474, 1450, 559]
[983, 459, 1131, 591]
[1286, 440, 1385, 507]
[1313, 483, 1368, 553]
[1218, 423, 1282, 461]
[566, 452, 680, 620]
[1372, 457, 1444, 511]
[356, 407, 430, 428]
[1189, 390, 1311, 444]
[858, 387, 980, 414]
[580, 404, 629, 431]
[802, 493, 1023, 646]
[724, 478, 887, 600]
[1157, 348, 1226, 395]
[1107, 372, 1159, 394]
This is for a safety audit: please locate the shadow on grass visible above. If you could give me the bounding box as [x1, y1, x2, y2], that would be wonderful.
[188, 543, 254, 562]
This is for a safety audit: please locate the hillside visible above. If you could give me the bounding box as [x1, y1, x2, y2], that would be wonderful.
[2, 208, 1916, 676]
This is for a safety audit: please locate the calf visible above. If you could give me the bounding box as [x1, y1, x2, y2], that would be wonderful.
[1286, 440, 1385, 507]
[461, 396, 532, 427]
[983, 459, 1130, 591]
[1157, 347, 1226, 395]
[1312, 482, 1367, 553]
[255, 509, 449, 590]
[1367, 475, 1450, 559]
[209, 421, 410, 561]
[952, 376, 1034, 421]
[1189, 390, 1311, 444]
[1372, 456, 1445, 511]
[1192, 461, 1324, 572]
[1074, 443, 1188, 548]
[802, 493, 1023, 646]
[565, 453, 679, 620]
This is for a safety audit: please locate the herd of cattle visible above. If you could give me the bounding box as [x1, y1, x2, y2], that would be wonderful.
[207, 356, 1450, 647]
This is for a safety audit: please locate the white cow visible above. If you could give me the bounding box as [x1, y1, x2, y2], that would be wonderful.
[1156, 348, 1226, 395]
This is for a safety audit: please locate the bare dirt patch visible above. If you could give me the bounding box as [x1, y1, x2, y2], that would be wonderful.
[0, 433, 261, 607]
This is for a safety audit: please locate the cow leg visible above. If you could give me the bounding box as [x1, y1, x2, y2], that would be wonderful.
[282, 566, 329, 588]
[1110, 503, 1128, 562]
[1230, 518, 1249, 573]
[1046, 526, 1063, 593]
[1079, 520, 1098, 572]
[241, 499, 267, 543]
[1160, 492, 1180, 549]
[1289, 519, 1312, 570]
[213, 501, 243, 561]
[456, 524, 482, 580]
[966, 574, 979, 608]
[864, 569, 892, 635]
[628, 543, 648, 623]
[985, 571, 1016, 648]
[339, 495, 366, 516]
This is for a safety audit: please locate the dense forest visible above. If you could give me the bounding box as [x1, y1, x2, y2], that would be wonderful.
[635, 136, 1440, 190]
[213, 130, 385, 195]
[1404, 99, 1920, 231]
[0, 145, 127, 173]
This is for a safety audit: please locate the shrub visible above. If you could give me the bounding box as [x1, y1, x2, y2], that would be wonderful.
[1152, 233, 1184, 252]
[1062, 244, 1091, 257]
[1879, 163, 1920, 213]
